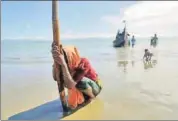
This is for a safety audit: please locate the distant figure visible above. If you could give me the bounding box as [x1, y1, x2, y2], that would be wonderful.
[131, 35, 136, 48]
[143, 49, 153, 62]
[150, 34, 158, 47]
[150, 37, 153, 46]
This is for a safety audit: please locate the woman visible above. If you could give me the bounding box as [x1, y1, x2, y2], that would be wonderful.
[52, 42, 102, 109]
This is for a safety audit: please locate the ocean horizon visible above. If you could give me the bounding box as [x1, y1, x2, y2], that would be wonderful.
[2, 37, 178, 63]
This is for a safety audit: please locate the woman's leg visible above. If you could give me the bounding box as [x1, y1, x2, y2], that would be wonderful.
[76, 77, 101, 100]
[82, 86, 95, 99]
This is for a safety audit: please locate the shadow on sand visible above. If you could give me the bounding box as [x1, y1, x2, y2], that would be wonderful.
[8, 99, 63, 120]
[8, 97, 104, 120]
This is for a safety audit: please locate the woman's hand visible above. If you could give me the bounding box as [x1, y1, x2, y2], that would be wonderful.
[78, 63, 85, 70]
[51, 42, 66, 66]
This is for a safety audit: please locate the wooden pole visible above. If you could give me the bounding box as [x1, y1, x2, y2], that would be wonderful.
[52, 0, 69, 115]
[52, 0, 60, 46]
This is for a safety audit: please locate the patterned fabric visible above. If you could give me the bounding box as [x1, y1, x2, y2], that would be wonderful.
[67, 87, 85, 109]
[76, 77, 101, 96]
[74, 58, 98, 83]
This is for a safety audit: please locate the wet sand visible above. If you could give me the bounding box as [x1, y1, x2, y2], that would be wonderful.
[2, 45, 178, 120]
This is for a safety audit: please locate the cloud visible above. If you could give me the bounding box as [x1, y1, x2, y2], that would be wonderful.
[4, 1, 178, 41]
[101, 1, 178, 37]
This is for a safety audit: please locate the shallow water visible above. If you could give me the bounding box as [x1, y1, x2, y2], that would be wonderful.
[1, 38, 178, 120]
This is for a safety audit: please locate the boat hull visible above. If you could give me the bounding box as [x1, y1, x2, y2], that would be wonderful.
[113, 39, 127, 48]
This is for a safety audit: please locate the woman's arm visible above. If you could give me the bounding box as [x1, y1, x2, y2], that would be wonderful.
[52, 43, 76, 89]
[61, 60, 76, 88]
[73, 68, 89, 83]
[74, 58, 91, 82]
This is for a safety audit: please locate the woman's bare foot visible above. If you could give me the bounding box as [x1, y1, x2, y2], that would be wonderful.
[88, 97, 95, 103]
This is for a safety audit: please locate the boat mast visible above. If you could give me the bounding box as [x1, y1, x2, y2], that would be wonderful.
[123, 20, 128, 47]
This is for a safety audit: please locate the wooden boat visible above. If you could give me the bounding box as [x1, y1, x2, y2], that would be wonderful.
[113, 21, 130, 48]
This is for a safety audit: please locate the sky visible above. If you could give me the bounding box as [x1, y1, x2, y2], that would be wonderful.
[2, 1, 178, 41]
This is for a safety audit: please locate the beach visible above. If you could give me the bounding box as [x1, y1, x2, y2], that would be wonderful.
[1, 38, 178, 120]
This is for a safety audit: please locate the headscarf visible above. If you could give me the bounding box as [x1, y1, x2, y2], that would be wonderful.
[63, 45, 81, 71]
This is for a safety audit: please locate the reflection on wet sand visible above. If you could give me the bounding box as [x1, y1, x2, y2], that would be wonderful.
[116, 47, 136, 72]
[143, 60, 158, 70]
[116, 47, 158, 71]
[118, 60, 129, 72]
[131, 61, 135, 67]
[116, 48, 129, 73]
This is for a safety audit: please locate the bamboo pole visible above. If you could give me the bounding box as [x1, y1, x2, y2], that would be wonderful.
[52, 0, 69, 115]
[52, 0, 60, 46]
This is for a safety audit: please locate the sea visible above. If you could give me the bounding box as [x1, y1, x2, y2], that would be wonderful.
[1, 37, 178, 120]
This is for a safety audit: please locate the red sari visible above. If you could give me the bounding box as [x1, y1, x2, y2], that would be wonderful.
[74, 58, 98, 83]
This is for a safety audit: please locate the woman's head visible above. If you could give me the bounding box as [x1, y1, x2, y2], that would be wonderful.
[63, 46, 81, 72]
[73, 68, 84, 81]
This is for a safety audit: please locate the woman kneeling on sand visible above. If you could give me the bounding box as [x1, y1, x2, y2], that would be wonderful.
[52, 42, 102, 110]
